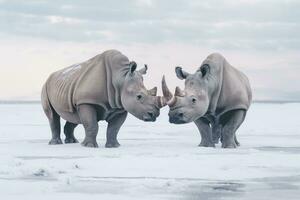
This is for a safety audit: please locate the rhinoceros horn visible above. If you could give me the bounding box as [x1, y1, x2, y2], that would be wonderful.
[175, 86, 185, 97]
[161, 75, 177, 107]
[157, 96, 166, 108]
[148, 87, 157, 96]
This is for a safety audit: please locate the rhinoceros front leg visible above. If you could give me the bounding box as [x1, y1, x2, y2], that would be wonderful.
[105, 111, 128, 148]
[212, 120, 222, 144]
[77, 104, 99, 148]
[220, 109, 246, 148]
[194, 118, 215, 147]
[64, 121, 79, 144]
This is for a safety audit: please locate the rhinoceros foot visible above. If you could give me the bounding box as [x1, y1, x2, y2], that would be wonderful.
[49, 138, 63, 145]
[198, 141, 215, 147]
[212, 138, 219, 144]
[105, 140, 120, 148]
[65, 137, 79, 144]
[81, 139, 98, 148]
[235, 137, 240, 146]
[221, 141, 237, 148]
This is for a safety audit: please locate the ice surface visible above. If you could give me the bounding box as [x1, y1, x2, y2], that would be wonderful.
[0, 103, 300, 199]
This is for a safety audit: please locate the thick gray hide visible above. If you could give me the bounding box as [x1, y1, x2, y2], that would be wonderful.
[44, 50, 127, 114]
[202, 53, 252, 116]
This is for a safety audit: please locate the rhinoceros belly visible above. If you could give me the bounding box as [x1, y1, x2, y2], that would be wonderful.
[53, 104, 122, 124]
[55, 109, 81, 124]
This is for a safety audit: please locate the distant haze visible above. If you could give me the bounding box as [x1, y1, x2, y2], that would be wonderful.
[0, 0, 299, 101]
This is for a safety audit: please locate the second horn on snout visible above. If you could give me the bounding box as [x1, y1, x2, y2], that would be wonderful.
[175, 86, 185, 97]
[148, 87, 157, 96]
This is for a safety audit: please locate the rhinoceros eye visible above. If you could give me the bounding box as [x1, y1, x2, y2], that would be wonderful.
[191, 97, 197, 104]
[136, 94, 143, 101]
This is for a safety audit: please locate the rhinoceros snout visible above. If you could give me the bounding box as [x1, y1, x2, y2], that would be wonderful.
[169, 112, 186, 124]
[143, 111, 158, 122]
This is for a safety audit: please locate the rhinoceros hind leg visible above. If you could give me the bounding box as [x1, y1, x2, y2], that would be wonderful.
[105, 111, 127, 148]
[77, 104, 99, 148]
[64, 122, 79, 144]
[45, 106, 62, 145]
[235, 134, 240, 146]
[220, 109, 246, 148]
[194, 117, 215, 147]
[42, 85, 62, 145]
[49, 137, 63, 145]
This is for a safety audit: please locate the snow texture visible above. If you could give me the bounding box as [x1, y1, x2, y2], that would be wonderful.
[0, 103, 300, 199]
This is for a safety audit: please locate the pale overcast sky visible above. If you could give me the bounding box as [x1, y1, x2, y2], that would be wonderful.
[0, 0, 299, 101]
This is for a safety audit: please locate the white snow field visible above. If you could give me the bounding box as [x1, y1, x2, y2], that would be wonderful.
[0, 103, 300, 200]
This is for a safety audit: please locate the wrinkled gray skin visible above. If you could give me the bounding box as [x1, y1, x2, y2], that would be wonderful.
[42, 60, 163, 148]
[162, 53, 252, 148]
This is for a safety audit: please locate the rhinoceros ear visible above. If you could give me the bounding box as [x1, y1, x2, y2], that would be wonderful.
[139, 64, 148, 75]
[175, 66, 189, 80]
[200, 64, 210, 77]
[129, 61, 137, 75]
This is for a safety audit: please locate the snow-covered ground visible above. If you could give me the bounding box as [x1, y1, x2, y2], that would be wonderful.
[0, 103, 300, 199]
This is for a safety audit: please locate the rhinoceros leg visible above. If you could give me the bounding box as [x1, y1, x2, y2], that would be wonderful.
[42, 86, 62, 145]
[219, 128, 240, 146]
[234, 134, 240, 146]
[105, 111, 128, 148]
[47, 108, 63, 145]
[220, 109, 246, 148]
[64, 122, 79, 144]
[77, 104, 99, 148]
[212, 119, 222, 144]
[194, 117, 215, 147]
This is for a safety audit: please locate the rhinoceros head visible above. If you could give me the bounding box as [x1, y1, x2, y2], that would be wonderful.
[162, 65, 211, 124]
[121, 62, 165, 122]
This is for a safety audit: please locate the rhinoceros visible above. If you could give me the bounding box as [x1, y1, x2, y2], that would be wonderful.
[41, 50, 164, 148]
[162, 53, 252, 148]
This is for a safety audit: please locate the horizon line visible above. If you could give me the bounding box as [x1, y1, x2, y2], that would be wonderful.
[1, 100, 300, 104]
